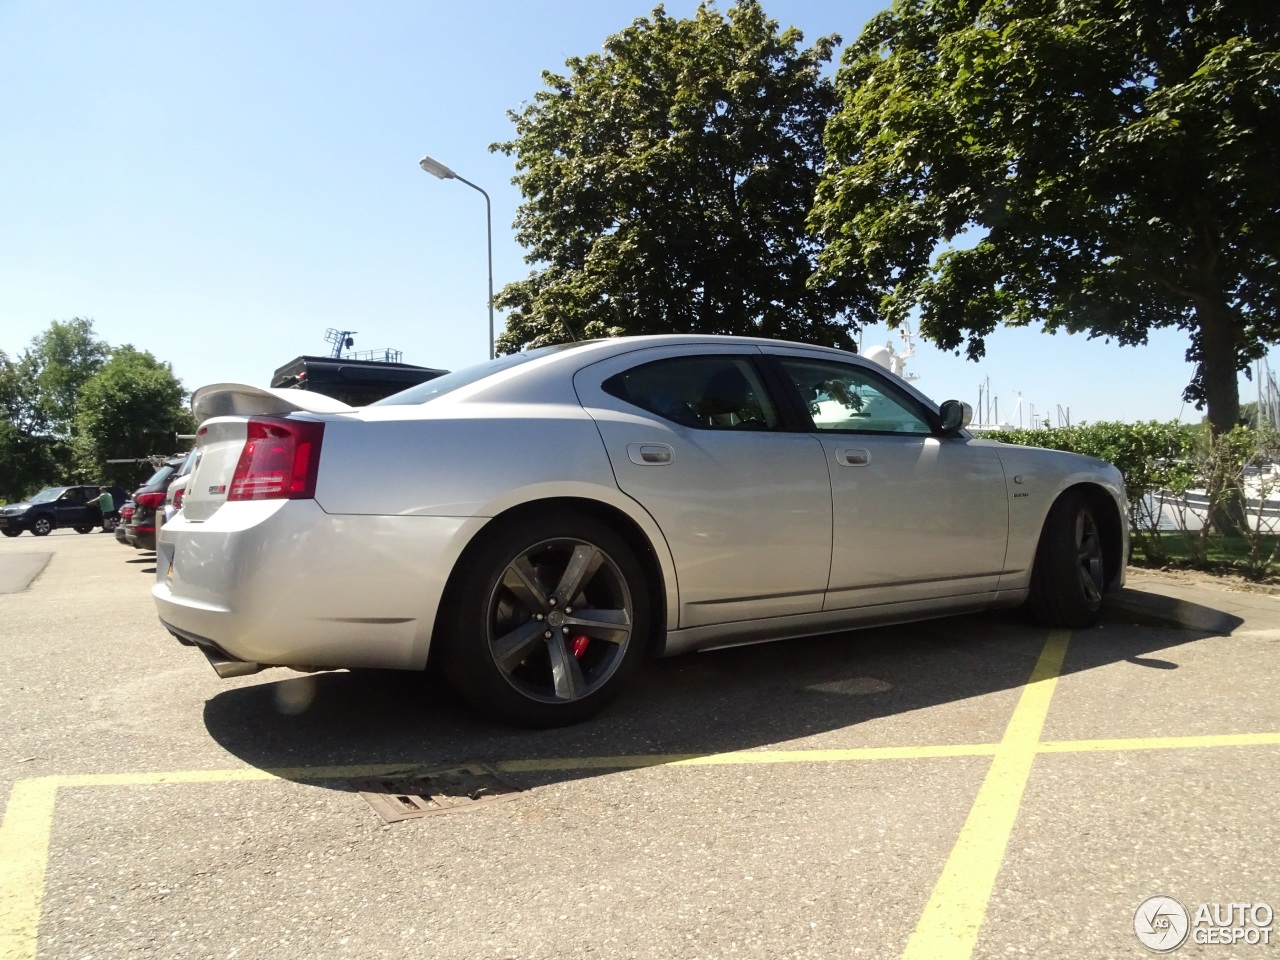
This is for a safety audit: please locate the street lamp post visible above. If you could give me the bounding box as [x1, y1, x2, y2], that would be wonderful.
[419, 154, 495, 360]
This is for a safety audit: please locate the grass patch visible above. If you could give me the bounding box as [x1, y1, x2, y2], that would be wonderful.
[1131, 532, 1280, 580]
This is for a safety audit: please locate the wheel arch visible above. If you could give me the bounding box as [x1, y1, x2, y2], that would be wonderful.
[1046, 482, 1126, 592]
[428, 495, 673, 665]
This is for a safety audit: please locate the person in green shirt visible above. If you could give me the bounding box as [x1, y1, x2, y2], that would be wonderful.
[87, 489, 116, 529]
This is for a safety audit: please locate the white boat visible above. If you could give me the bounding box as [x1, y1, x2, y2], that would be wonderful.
[1150, 465, 1280, 533]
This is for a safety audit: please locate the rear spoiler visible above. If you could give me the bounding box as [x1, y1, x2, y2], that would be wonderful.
[191, 383, 354, 422]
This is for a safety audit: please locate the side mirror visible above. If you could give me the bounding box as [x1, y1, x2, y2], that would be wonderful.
[938, 399, 974, 433]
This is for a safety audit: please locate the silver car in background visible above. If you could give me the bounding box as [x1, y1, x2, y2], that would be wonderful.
[153, 335, 1127, 726]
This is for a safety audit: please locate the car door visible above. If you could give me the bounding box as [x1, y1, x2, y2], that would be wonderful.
[57, 487, 92, 526]
[575, 345, 833, 628]
[764, 347, 1009, 610]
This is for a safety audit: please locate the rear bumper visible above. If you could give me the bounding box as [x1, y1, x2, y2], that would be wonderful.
[152, 500, 485, 672]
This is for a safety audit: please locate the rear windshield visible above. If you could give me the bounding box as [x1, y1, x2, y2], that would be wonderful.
[373, 343, 592, 406]
[142, 464, 177, 487]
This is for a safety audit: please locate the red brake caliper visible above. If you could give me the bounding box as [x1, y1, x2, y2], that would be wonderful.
[570, 604, 592, 658]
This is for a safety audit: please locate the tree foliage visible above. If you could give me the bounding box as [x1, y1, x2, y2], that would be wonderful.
[28, 317, 110, 438]
[492, 1, 867, 353]
[74, 347, 196, 488]
[0, 320, 192, 499]
[811, 0, 1280, 436]
[0, 351, 67, 502]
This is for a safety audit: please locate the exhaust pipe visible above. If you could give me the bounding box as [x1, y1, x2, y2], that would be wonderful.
[201, 646, 267, 679]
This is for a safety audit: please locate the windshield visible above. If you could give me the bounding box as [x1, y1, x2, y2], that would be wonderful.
[143, 464, 177, 487]
[373, 343, 592, 406]
[29, 487, 66, 504]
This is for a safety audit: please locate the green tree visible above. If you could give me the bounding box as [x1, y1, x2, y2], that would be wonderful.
[0, 351, 67, 502]
[73, 347, 196, 487]
[811, 0, 1280, 438]
[28, 317, 110, 438]
[492, 1, 867, 353]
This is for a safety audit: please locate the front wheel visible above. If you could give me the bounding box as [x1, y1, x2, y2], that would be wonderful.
[438, 511, 651, 727]
[30, 516, 53, 537]
[1027, 492, 1105, 628]
[1, 529, 20, 538]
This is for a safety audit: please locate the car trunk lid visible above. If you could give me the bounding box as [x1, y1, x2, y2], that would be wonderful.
[183, 384, 349, 522]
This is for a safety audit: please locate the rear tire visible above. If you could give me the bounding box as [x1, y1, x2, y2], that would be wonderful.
[31, 516, 53, 537]
[437, 510, 651, 727]
[1027, 492, 1105, 628]
[74, 525, 93, 534]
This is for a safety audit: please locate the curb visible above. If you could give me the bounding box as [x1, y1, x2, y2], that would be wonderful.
[1103, 588, 1241, 634]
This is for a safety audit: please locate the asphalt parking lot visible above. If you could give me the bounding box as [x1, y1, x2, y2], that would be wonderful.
[1, 532, 1277, 959]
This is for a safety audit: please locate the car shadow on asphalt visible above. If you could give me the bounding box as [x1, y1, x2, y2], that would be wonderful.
[200, 596, 1242, 794]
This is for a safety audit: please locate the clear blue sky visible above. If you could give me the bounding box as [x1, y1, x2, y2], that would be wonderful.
[0, 1, 1257, 426]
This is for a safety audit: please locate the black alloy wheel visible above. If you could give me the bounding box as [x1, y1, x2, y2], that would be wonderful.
[1027, 491, 1106, 628]
[440, 511, 650, 727]
[489, 537, 635, 704]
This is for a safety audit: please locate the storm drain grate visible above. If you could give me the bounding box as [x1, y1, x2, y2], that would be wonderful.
[352, 763, 524, 823]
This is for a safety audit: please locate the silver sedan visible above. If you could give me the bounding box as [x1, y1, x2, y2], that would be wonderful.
[153, 335, 1127, 726]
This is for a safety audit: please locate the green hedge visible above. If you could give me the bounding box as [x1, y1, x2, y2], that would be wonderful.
[995, 421, 1280, 578]
[994, 421, 1197, 510]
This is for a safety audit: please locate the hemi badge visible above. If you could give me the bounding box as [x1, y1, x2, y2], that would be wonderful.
[209, 484, 226, 494]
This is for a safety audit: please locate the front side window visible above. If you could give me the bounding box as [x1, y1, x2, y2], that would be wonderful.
[777, 357, 933, 435]
[604, 356, 780, 430]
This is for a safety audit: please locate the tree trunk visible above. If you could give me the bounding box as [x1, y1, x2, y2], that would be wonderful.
[1195, 299, 1245, 533]
[1197, 301, 1241, 436]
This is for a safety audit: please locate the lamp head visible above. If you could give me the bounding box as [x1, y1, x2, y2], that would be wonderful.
[418, 155, 456, 180]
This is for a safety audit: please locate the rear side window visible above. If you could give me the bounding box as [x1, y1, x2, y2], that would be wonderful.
[374, 342, 594, 406]
[603, 356, 780, 430]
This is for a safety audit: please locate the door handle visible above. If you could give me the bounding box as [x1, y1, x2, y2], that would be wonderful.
[837, 447, 871, 467]
[627, 443, 674, 466]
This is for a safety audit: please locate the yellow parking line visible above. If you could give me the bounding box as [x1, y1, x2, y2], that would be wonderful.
[901, 629, 1070, 960]
[0, 778, 58, 960]
[52, 762, 422, 789]
[499, 743, 999, 772]
[1041, 731, 1280, 753]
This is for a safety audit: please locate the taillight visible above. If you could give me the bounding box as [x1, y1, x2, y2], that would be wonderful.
[172, 487, 185, 509]
[136, 492, 165, 508]
[228, 417, 324, 501]
[121, 506, 135, 519]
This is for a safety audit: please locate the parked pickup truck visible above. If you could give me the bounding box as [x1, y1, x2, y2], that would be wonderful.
[0, 485, 129, 537]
